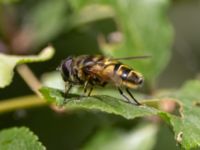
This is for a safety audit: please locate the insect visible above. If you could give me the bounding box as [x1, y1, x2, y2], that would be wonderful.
[58, 55, 148, 105]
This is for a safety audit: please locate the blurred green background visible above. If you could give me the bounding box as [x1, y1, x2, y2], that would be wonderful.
[0, 0, 200, 149]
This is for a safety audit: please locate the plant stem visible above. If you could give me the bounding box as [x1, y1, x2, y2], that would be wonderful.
[0, 65, 46, 114]
[0, 95, 47, 114]
[17, 64, 42, 97]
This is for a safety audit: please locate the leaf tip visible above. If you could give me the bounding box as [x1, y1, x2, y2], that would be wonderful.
[39, 45, 55, 59]
[176, 131, 183, 143]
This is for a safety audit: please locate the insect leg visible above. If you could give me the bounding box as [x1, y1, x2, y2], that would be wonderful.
[83, 80, 89, 94]
[117, 88, 130, 103]
[126, 88, 141, 105]
[64, 82, 72, 98]
[87, 86, 94, 96]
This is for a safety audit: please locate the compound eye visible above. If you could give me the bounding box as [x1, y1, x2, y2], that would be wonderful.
[60, 58, 73, 80]
[62, 63, 69, 77]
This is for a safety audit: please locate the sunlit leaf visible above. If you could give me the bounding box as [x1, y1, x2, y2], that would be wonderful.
[0, 46, 54, 88]
[40, 87, 159, 117]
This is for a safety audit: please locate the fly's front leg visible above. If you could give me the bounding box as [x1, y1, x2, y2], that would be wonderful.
[83, 80, 89, 95]
[87, 86, 94, 96]
[83, 80, 94, 96]
[64, 82, 72, 102]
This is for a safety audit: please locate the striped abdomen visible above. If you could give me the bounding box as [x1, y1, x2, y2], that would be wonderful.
[102, 62, 144, 89]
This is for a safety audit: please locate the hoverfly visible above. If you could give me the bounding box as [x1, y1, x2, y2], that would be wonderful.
[58, 55, 149, 105]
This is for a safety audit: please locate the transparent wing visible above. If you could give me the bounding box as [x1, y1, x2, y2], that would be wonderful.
[111, 55, 151, 61]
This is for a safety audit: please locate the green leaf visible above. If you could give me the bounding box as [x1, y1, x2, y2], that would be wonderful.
[22, 0, 69, 47]
[167, 80, 200, 149]
[67, 4, 115, 30]
[83, 124, 158, 150]
[105, 0, 173, 85]
[40, 80, 200, 149]
[21, 1, 116, 48]
[0, 127, 45, 150]
[0, 46, 54, 88]
[40, 87, 159, 118]
[0, 0, 20, 4]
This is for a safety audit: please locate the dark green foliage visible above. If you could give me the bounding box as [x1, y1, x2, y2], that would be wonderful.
[0, 127, 45, 150]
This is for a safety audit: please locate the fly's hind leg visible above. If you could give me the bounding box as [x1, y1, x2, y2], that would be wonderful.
[126, 88, 141, 105]
[118, 88, 131, 103]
